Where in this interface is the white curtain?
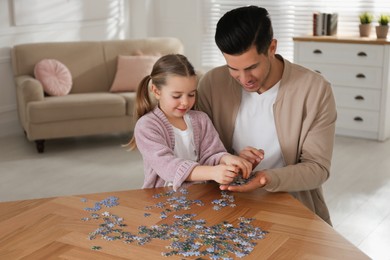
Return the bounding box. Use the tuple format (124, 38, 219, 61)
(201, 0, 390, 69)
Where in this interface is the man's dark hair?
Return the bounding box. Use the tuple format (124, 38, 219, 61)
(215, 6, 273, 55)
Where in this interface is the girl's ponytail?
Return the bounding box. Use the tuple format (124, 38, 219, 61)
(135, 75, 154, 120)
(127, 75, 153, 150)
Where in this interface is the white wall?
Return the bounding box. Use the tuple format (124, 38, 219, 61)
(0, 0, 202, 137)
(128, 0, 202, 67)
(152, 0, 203, 69)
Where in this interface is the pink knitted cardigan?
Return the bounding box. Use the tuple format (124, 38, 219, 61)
(134, 106, 228, 190)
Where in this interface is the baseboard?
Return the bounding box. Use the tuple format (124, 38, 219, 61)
(0, 119, 23, 137)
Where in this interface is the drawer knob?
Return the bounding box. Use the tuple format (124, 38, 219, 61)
(355, 95, 365, 100)
(313, 49, 322, 54)
(356, 73, 366, 79)
(354, 116, 363, 122)
(357, 52, 367, 57)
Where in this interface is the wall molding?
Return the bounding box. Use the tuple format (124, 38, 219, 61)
(11, 0, 115, 26)
(0, 56, 11, 63)
(0, 105, 21, 137)
(0, 119, 22, 137)
(0, 105, 17, 114)
(0, 18, 120, 36)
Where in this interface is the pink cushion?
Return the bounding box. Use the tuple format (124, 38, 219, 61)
(110, 55, 159, 92)
(34, 59, 72, 96)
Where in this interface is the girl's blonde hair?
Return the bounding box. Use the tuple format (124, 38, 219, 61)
(127, 54, 196, 150)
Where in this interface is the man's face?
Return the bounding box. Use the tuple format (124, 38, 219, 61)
(223, 40, 276, 93)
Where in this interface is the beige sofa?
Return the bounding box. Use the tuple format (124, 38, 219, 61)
(11, 37, 184, 153)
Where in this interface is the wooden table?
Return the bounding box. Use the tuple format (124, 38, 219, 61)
(0, 183, 370, 259)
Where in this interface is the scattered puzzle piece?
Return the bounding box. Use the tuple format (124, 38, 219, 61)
(83, 188, 268, 258)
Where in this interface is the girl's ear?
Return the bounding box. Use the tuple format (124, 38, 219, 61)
(151, 84, 161, 100)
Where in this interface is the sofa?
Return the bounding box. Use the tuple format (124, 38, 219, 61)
(11, 37, 184, 153)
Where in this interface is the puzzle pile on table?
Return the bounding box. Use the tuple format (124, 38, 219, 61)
(81, 177, 268, 259)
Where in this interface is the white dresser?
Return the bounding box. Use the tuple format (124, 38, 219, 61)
(293, 36, 390, 141)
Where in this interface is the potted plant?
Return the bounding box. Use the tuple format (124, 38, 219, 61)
(359, 12, 373, 37)
(376, 14, 390, 39)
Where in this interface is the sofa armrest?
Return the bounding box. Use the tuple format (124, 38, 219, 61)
(15, 75, 44, 131)
(15, 75, 45, 102)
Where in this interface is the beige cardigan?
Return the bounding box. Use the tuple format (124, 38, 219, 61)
(197, 56, 337, 225)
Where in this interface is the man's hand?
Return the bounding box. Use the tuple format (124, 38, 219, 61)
(238, 146, 264, 169)
(220, 171, 270, 192)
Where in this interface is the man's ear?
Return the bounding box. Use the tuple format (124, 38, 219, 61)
(151, 84, 161, 99)
(268, 39, 277, 56)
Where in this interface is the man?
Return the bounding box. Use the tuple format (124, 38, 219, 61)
(197, 6, 337, 225)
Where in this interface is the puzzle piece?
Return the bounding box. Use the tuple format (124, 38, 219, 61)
(83, 188, 268, 258)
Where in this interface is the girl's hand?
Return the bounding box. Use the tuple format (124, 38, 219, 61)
(220, 154, 252, 178)
(238, 147, 264, 169)
(212, 164, 239, 184)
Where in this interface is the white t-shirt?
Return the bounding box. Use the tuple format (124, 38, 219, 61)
(164, 114, 197, 187)
(232, 82, 285, 171)
(173, 113, 198, 162)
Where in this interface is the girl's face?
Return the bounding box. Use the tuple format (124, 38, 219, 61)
(152, 75, 197, 121)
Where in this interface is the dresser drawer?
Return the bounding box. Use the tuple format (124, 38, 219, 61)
(296, 42, 384, 66)
(294, 37, 390, 141)
(333, 86, 381, 111)
(301, 62, 382, 89)
(336, 108, 379, 132)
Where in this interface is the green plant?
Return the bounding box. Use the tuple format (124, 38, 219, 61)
(378, 14, 390, 26)
(359, 12, 373, 24)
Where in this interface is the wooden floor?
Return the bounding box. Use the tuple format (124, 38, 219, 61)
(0, 133, 389, 260)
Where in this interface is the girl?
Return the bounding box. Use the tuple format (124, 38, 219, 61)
(128, 54, 252, 191)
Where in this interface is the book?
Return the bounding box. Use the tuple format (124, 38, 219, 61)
(316, 12, 323, 36)
(313, 12, 318, 36)
(322, 13, 327, 36)
(313, 12, 338, 36)
(328, 13, 338, 35)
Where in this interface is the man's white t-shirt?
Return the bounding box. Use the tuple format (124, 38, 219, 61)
(232, 82, 285, 171)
